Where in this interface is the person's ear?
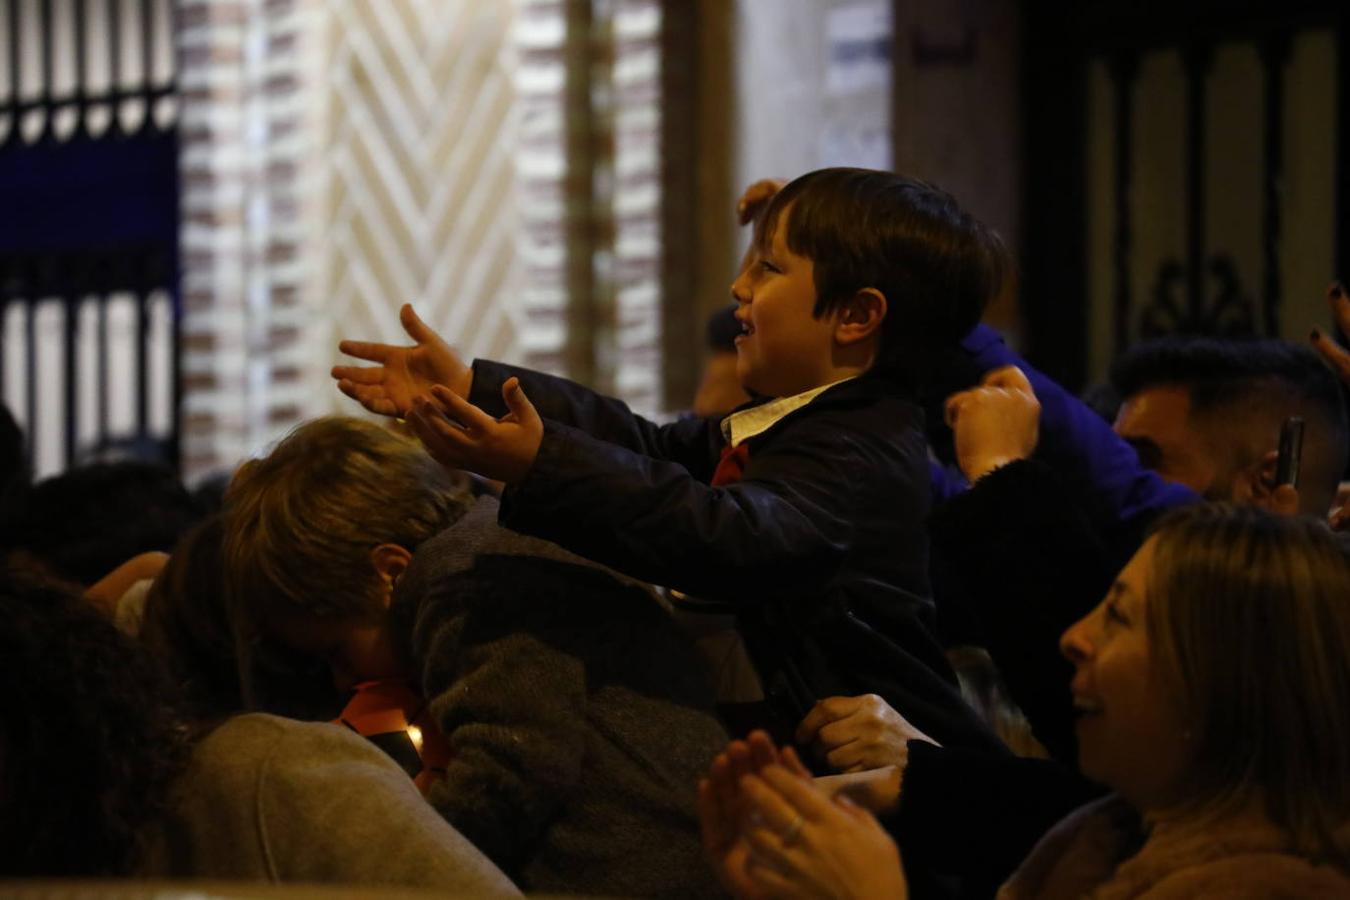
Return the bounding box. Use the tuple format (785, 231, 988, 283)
(370, 543, 413, 608)
(835, 288, 887, 346)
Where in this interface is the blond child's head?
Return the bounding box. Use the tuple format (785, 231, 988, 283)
(222, 417, 470, 690)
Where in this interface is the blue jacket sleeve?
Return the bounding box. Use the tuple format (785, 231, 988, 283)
(929, 459, 968, 505)
(944, 325, 1197, 530)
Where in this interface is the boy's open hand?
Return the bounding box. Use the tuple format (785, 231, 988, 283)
(407, 377, 543, 484)
(736, 178, 786, 225)
(332, 304, 472, 418)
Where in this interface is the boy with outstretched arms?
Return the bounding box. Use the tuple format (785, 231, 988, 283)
(334, 168, 1009, 755)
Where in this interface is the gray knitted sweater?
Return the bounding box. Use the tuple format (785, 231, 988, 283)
(392, 495, 728, 897)
(140, 713, 519, 893)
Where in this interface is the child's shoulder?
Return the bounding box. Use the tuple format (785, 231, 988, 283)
(783, 377, 923, 434)
(749, 379, 926, 468)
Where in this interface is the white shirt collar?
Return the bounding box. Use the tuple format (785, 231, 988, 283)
(720, 377, 857, 448)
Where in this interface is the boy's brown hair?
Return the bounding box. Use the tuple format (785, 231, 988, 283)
(756, 167, 1010, 386)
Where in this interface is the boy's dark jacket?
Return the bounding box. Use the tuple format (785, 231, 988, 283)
(470, 360, 1004, 755)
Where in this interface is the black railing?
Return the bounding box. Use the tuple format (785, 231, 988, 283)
(0, 0, 179, 475)
(1022, 0, 1350, 390)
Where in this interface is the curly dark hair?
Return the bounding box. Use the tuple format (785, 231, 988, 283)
(0, 574, 191, 876)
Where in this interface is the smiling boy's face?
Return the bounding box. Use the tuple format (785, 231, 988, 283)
(729, 207, 839, 399)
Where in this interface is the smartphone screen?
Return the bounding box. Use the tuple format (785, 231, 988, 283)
(1276, 417, 1305, 488)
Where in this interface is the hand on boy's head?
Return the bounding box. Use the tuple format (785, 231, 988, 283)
(736, 178, 786, 225)
(406, 377, 542, 484)
(1310, 282, 1350, 385)
(944, 365, 1040, 483)
(332, 304, 473, 418)
(796, 694, 937, 774)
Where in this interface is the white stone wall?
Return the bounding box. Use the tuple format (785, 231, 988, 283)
(734, 0, 893, 194)
(177, 0, 665, 479)
(611, 0, 663, 410)
(178, 0, 315, 476)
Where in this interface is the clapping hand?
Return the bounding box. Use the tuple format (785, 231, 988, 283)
(737, 765, 907, 900)
(332, 304, 472, 418)
(699, 732, 795, 900)
(699, 730, 908, 900)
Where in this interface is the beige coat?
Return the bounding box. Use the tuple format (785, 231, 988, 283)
(999, 795, 1350, 899)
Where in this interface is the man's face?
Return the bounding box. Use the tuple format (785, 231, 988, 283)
(1113, 385, 1223, 496)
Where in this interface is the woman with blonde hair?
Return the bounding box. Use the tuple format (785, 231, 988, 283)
(702, 504, 1350, 898)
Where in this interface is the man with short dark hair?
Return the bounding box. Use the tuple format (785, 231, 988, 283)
(1109, 337, 1348, 516)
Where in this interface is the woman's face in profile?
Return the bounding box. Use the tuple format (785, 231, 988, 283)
(1060, 538, 1193, 811)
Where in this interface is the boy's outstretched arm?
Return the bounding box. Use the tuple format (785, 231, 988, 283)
(410, 370, 723, 483)
(466, 359, 725, 474)
(505, 418, 879, 602)
(333, 306, 722, 473)
(410, 380, 862, 598)
(408, 381, 848, 594)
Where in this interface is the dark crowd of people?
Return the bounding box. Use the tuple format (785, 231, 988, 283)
(2, 169, 1349, 899)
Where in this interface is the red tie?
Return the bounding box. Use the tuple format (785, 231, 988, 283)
(712, 442, 751, 486)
